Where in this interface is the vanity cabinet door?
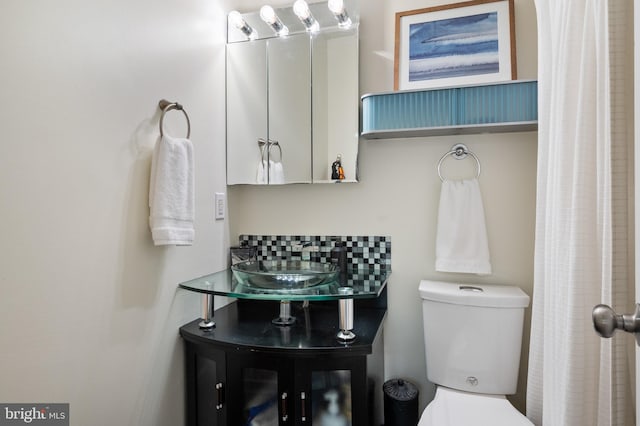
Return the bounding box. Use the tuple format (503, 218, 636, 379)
(295, 356, 369, 426)
(227, 353, 295, 425)
(185, 345, 227, 426)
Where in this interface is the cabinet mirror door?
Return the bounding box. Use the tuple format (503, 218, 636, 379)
(226, 40, 267, 185)
(312, 28, 359, 183)
(227, 34, 312, 185)
(268, 34, 312, 184)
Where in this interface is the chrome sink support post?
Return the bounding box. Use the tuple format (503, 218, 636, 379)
(272, 300, 296, 326)
(199, 294, 215, 329)
(337, 287, 356, 342)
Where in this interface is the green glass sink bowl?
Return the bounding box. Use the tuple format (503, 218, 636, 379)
(231, 260, 339, 290)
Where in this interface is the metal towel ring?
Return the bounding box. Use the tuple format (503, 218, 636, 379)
(268, 141, 283, 162)
(437, 143, 481, 182)
(158, 99, 191, 138)
(258, 138, 283, 162)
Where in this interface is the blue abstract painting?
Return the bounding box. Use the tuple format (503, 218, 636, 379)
(409, 12, 499, 82)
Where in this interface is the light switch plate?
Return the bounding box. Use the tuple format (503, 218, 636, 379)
(215, 192, 225, 220)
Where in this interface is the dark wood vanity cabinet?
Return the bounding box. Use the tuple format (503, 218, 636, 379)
(180, 298, 386, 426)
(186, 345, 227, 426)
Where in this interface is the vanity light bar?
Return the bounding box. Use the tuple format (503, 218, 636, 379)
(231, 1, 353, 41)
(293, 0, 319, 32)
(229, 10, 257, 40)
(260, 5, 289, 36)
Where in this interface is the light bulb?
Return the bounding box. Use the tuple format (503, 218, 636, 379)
(327, 0, 344, 14)
(293, 0, 311, 19)
(260, 5, 289, 36)
(229, 10, 257, 40)
(260, 5, 276, 24)
(229, 11, 244, 27)
(328, 0, 351, 28)
(293, 0, 319, 32)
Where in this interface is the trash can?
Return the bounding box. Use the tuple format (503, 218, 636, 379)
(383, 378, 419, 426)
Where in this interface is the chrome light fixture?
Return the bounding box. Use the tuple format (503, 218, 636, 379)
(293, 0, 319, 32)
(327, 0, 351, 28)
(260, 5, 289, 36)
(228, 10, 257, 40)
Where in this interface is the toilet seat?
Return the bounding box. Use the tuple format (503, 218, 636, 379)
(418, 387, 533, 426)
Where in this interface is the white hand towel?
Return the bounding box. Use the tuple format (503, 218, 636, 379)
(271, 161, 285, 184)
(149, 134, 194, 246)
(255, 160, 285, 184)
(435, 178, 491, 274)
(256, 160, 267, 184)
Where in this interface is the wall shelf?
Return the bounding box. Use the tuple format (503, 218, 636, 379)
(361, 80, 538, 139)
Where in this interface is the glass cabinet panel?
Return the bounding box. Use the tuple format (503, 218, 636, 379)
(310, 370, 352, 426)
(242, 367, 280, 425)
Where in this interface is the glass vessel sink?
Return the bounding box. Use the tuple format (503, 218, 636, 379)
(231, 260, 339, 290)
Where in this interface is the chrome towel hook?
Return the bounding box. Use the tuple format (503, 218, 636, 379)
(158, 99, 191, 139)
(258, 138, 283, 162)
(437, 143, 481, 182)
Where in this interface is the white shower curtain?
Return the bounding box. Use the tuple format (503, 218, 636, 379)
(527, 0, 634, 425)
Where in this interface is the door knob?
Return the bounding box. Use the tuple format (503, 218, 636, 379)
(592, 303, 640, 345)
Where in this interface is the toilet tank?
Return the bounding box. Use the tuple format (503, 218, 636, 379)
(419, 280, 530, 395)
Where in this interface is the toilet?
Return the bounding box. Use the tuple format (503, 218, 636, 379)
(417, 280, 533, 426)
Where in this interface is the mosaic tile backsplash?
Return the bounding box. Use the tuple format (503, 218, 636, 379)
(238, 235, 391, 273)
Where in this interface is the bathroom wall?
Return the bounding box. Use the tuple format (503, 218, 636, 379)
(228, 0, 538, 414)
(0, 1, 230, 425)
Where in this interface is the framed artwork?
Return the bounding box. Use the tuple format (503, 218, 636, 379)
(394, 0, 516, 91)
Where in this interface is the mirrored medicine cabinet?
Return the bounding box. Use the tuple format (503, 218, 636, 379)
(226, 0, 359, 185)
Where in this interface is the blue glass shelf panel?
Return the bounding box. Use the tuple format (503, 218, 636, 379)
(361, 80, 537, 138)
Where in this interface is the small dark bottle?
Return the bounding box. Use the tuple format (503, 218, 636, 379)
(331, 241, 348, 282)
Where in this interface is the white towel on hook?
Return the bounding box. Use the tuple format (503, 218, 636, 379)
(256, 160, 268, 184)
(255, 160, 285, 184)
(435, 178, 491, 274)
(149, 134, 195, 246)
(271, 161, 285, 184)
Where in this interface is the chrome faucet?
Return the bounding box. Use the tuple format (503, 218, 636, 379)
(292, 241, 318, 261)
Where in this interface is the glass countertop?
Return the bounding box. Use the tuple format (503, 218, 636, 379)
(179, 267, 390, 301)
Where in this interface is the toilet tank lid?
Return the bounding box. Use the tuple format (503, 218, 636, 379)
(419, 280, 530, 308)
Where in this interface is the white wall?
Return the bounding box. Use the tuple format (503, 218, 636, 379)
(0, 1, 230, 425)
(228, 0, 538, 414)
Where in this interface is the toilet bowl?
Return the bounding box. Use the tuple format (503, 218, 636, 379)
(418, 280, 533, 426)
(417, 387, 531, 426)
